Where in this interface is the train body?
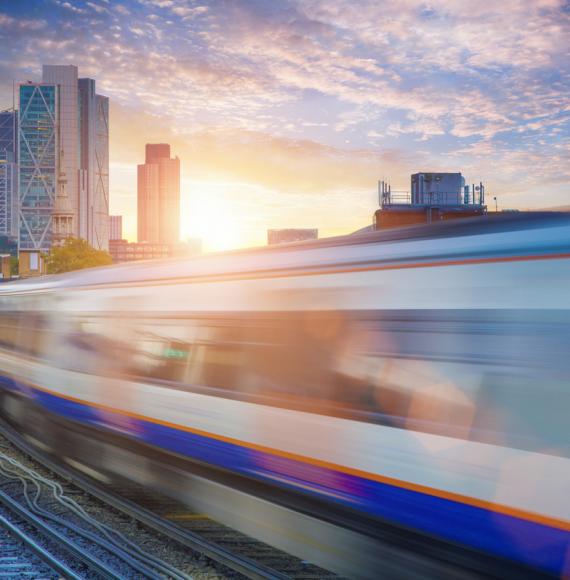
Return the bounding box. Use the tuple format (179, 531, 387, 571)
(0, 213, 569, 577)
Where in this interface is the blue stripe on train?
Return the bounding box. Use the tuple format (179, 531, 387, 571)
(13, 382, 570, 576)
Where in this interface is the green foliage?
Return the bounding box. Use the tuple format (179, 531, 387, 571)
(9, 256, 18, 277)
(46, 237, 113, 274)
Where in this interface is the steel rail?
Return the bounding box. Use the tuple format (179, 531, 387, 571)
(0, 417, 291, 580)
(0, 487, 122, 579)
(0, 455, 187, 580)
(0, 513, 82, 580)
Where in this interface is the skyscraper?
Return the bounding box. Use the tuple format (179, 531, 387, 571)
(0, 110, 18, 239)
(137, 144, 180, 244)
(42, 65, 79, 239)
(78, 78, 109, 250)
(16, 65, 110, 267)
(18, 82, 58, 257)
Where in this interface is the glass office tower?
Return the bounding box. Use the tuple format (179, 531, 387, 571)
(18, 83, 57, 251)
(0, 110, 18, 238)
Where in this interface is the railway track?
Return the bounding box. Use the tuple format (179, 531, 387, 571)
(0, 512, 76, 578)
(0, 428, 204, 579)
(0, 417, 338, 579)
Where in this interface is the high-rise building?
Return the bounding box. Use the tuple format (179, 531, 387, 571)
(18, 82, 58, 258)
(78, 77, 109, 250)
(138, 144, 180, 244)
(0, 110, 18, 239)
(109, 215, 123, 240)
(16, 65, 110, 268)
(42, 65, 79, 239)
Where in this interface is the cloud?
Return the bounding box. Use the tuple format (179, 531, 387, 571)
(0, 0, 567, 241)
(0, 13, 46, 30)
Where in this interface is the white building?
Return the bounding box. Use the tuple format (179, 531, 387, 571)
(40, 65, 109, 251)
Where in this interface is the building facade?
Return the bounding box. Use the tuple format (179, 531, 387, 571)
(0, 110, 18, 239)
(109, 215, 123, 241)
(110, 238, 201, 264)
(42, 65, 79, 238)
(267, 228, 318, 245)
(15, 66, 110, 275)
(78, 77, 109, 250)
(18, 83, 58, 255)
(137, 143, 180, 244)
(110, 239, 174, 263)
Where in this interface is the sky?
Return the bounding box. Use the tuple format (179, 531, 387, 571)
(0, 0, 568, 251)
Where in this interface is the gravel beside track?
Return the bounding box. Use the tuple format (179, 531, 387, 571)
(0, 514, 63, 578)
(0, 418, 339, 579)
(0, 426, 223, 579)
(108, 481, 339, 579)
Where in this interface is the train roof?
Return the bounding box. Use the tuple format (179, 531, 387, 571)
(3, 211, 569, 293)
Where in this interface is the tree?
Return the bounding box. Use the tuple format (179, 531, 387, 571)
(9, 256, 18, 277)
(46, 237, 113, 274)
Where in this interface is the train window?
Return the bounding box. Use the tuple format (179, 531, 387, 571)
(185, 322, 246, 391)
(0, 313, 20, 351)
(24, 313, 50, 359)
(128, 319, 194, 384)
(473, 374, 569, 457)
(328, 315, 481, 436)
(52, 316, 127, 375)
(236, 313, 342, 406)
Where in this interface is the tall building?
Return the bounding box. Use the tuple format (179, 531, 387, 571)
(18, 82, 58, 260)
(41, 65, 79, 239)
(16, 65, 110, 270)
(138, 144, 180, 244)
(78, 77, 109, 250)
(109, 215, 122, 240)
(0, 110, 18, 239)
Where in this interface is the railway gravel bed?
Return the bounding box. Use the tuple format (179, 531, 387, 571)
(0, 515, 62, 578)
(0, 418, 339, 579)
(0, 427, 223, 579)
(107, 481, 339, 579)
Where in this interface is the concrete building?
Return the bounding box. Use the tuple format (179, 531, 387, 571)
(42, 65, 79, 238)
(110, 240, 174, 263)
(109, 239, 200, 263)
(138, 144, 180, 244)
(0, 110, 18, 239)
(109, 215, 123, 241)
(77, 77, 109, 250)
(267, 228, 318, 245)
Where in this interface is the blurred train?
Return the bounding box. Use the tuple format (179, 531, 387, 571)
(0, 212, 569, 578)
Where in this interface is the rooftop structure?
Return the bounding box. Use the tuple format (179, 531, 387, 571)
(375, 172, 487, 229)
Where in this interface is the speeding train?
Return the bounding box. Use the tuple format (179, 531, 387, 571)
(0, 213, 569, 578)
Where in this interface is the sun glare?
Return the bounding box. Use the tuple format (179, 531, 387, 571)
(181, 180, 243, 253)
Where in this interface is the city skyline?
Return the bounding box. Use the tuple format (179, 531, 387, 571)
(0, 0, 568, 251)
